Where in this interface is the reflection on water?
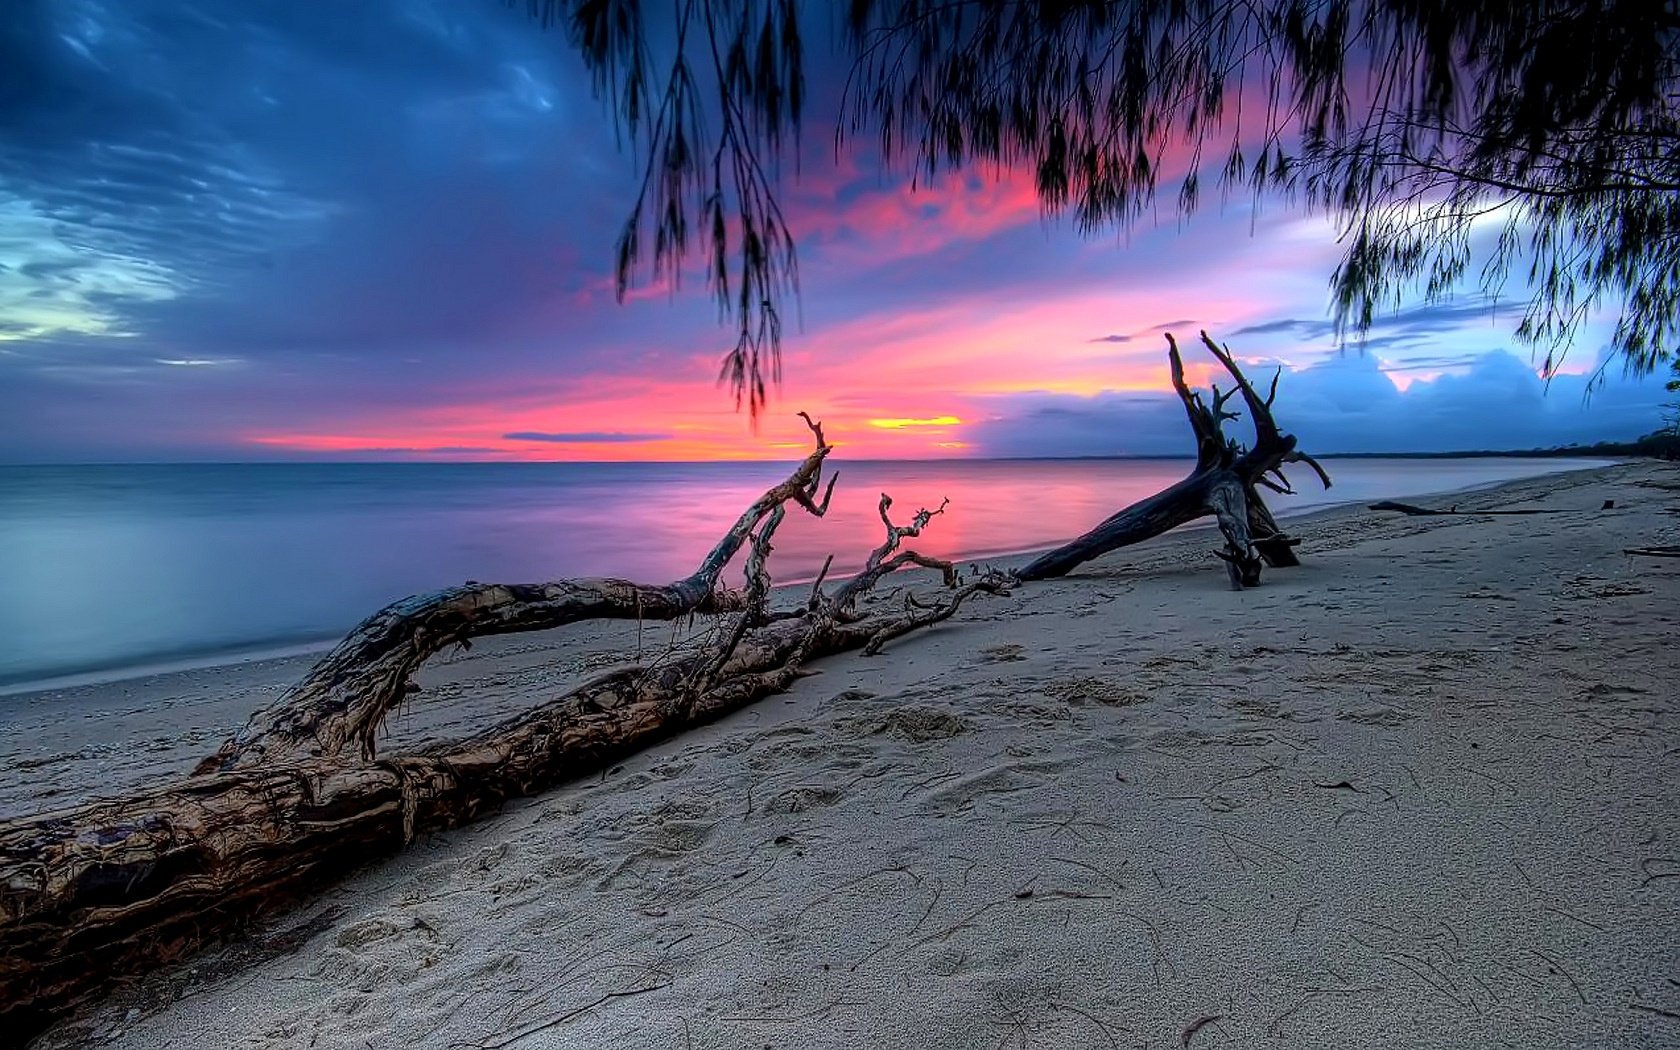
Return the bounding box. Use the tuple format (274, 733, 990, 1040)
(0, 457, 1611, 686)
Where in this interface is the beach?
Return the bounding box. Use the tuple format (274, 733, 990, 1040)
(9, 459, 1679, 1049)
(0, 456, 1613, 690)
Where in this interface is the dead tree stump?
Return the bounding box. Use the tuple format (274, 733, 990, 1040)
(1017, 331, 1330, 587)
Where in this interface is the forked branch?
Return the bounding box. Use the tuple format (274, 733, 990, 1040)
(201, 415, 839, 773)
(1017, 332, 1331, 586)
(0, 421, 1006, 1040)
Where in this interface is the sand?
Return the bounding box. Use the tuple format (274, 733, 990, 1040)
(8, 461, 1679, 1050)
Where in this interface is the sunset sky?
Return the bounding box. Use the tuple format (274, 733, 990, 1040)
(0, 0, 1670, 463)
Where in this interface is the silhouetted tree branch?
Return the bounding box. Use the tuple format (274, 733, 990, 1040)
(519, 1, 1680, 407)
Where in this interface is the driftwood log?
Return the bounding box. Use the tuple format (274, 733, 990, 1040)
(3, 337, 1333, 1038)
(1370, 499, 1615, 516)
(1018, 332, 1331, 587)
(0, 417, 1007, 1042)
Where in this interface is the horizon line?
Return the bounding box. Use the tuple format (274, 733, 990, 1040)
(0, 446, 1639, 468)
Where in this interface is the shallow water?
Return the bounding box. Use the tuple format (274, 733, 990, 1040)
(0, 457, 1611, 686)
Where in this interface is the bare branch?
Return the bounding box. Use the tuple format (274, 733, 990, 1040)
(0, 426, 1006, 1037)
(1019, 332, 1329, 584)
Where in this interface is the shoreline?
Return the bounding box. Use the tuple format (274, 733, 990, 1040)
(10, 457, 1679, 1049)
(0, 458, 1623, 701)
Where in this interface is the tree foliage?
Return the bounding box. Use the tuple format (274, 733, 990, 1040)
(1663, 358, 1680, 435)
(521, 0, 1680, 410)
(521, 0, 805, 412)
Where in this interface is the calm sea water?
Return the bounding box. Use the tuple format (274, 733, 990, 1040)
(0, 457, 1611, 688)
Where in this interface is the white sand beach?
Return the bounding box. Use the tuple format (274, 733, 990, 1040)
(8, 461, 1679, 1049)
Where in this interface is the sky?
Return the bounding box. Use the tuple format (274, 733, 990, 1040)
(0, 0, 1670, 464)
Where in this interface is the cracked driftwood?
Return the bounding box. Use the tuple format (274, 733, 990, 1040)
(1017, 331, 1331, 588)
(0, 415, 1009, 1041)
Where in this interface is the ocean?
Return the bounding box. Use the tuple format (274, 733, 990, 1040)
(0, 457, 1613, 690)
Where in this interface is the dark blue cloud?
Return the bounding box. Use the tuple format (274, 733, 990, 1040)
(1229, 318, 1302, 336)
(0, 0, 651, 373)
(0, 0, 766, 460)
(0, 4, 1663, 464)
(969, 350, 1670, 457)
(1232, 300, 1519, 347)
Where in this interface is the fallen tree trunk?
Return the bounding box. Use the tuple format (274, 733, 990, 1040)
(1369, 500, 1598, 516)
(199, 418, 841, 773)
(0, 418, 1007, 1042)
(1017, 332, 1329, 587)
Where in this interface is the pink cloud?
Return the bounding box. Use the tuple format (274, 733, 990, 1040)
(237, 155, 1359, 463)
(790, 164, 1046, 267)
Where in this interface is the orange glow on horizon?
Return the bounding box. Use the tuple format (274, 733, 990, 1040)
(868, 415, 963, 429)
(236, 312, 1320, 461)
(232, 168, 1392, 462)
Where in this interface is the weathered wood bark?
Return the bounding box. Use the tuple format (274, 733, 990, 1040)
(1017, 331, 1330, 587)
(0, 418, 1006, 1043)
(201, 417, 840, 773)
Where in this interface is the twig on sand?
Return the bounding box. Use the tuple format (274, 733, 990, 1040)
(1268, 984, 1384, 1036)
(1349, 932, 1469, 1012)
(1640, 858, 1680, 887)
(1531, 947, 1588, 1004)
(905, 877, 946, 939)
(1048, 855, 1127, 893)
(1181, 1013, 1223, 1047)
(915, 897, 1025, 948)
(720, 998, 866, 1024)
(794, 865, 920, 921)
(1289, 903, 1316, 934)
(1050, 1000, 1124, 1049)
(709, 857, 780, 905)
(459, 982, 672, 1049)
(1369, 500, 1590, 516)
(1115, 908, 1177, 982)
(988, 1010, 1032, 1050)
(1464, 766, 1519, 794)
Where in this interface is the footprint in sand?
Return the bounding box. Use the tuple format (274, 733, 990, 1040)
(311, 912, 447, 996)
(763, 784, 844, 814)
(830, 704, 969, 743)
(921, 759, 1067, 815)
(590, 800, 720, 892)
(1042, 675, 1148, 708)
